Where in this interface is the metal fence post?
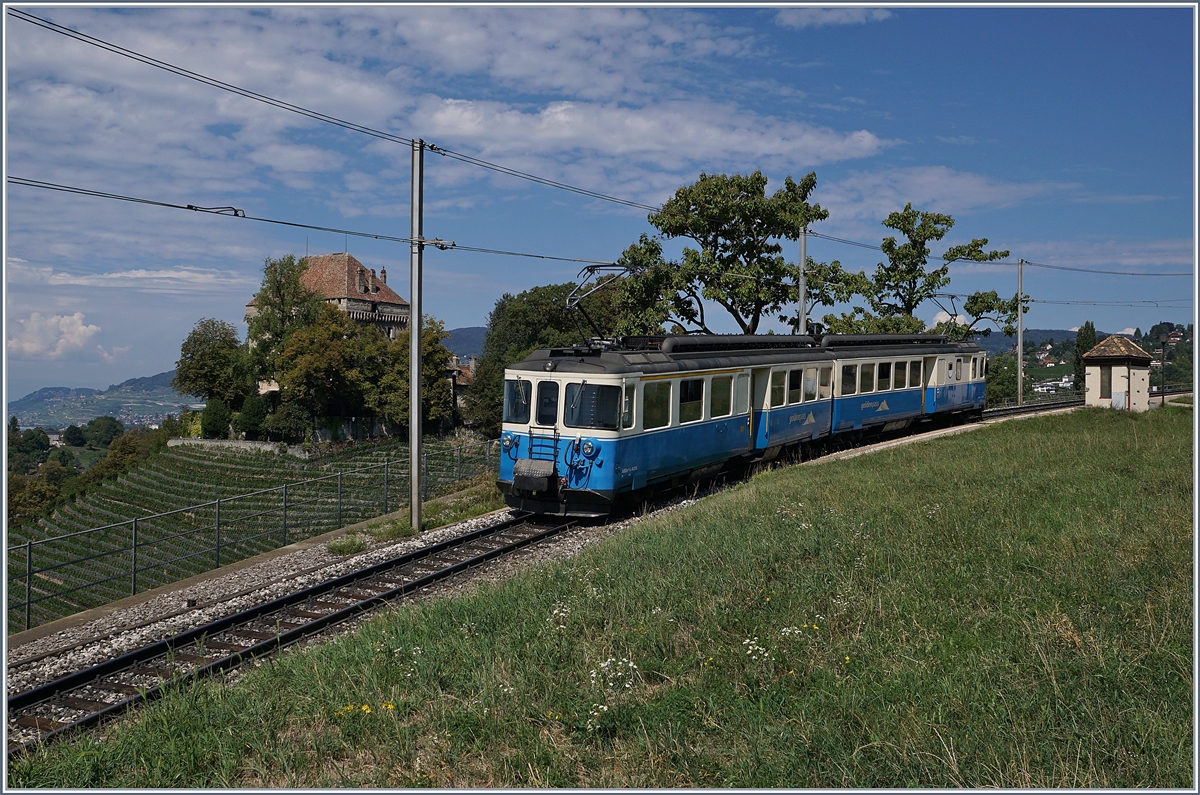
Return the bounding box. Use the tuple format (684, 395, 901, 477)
(456, 447, 462, 480)
(282, 483, 288, 546)
(25, 540, 32, 631)
(337, 472, 343, 528)
(131, 518, 138, 596)
(215, 499, 221, 568)
(422, 451, 429, 501)
(383, 461, 389, 514)
(485, 440, 491, 472)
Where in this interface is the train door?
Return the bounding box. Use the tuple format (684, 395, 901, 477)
(750, 367, 771, 451)
(923, 356, 938, 413)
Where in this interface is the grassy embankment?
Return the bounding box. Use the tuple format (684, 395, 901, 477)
(10, 407, 1193, 787)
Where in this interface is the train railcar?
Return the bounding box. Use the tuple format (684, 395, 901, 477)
(497, 333, 985, 517)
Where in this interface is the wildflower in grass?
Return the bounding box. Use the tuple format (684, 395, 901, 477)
(586, 703, 610, 732)
(383, 701, 395, 710)
(590, 657, 638, 692)
(778, 626, 802, 637)
(361, 704, 371, 714)
(547, 602, 571, 631)
(742, 637, 771, 662)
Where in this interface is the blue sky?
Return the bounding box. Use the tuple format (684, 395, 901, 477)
(4, 5, 1195, 400)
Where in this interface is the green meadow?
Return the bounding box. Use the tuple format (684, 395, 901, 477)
(10, 406, 1193, 787)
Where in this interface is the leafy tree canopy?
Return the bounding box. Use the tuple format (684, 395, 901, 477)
(172, 317, 247, 404)
(245, 254, 323, 381)
(619, 171, 829, 334)
(83, 416, 124, 447)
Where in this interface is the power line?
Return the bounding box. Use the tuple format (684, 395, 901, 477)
(807, 229, 1192, 277)
(7, 176, 618, 266)
(1028, 298, 1193, 308)
(7, 8, 659, 213)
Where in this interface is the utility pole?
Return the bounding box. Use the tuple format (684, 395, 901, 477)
(797, 225, 807, 335)
(410, 139, 425, 534)
(1017, 257, 1024, 406)
(1161, 341, 1166, 407)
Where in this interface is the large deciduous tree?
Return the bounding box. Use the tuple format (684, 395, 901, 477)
(619, 171, 829, 334)
(929, 290, 1027, 342)
(172, 318, 247, 404)
(245, 255, 323, 382)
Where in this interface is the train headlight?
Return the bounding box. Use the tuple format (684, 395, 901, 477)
(501, 435, 513, 449)
(581, 440, 595, 456)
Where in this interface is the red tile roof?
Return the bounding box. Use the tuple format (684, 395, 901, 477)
(246, 253, 407, 307)
(1082, 335, 1153, 363)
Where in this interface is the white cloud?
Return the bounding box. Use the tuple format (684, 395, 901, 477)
(817, 166, 1072, 239)
(98, 344, 131, 362)
(7, 312, 101, 359)
(6, 261, 258, 294)
(1118, 328, 1138, 336)
(776, 9, 893, 30)
(1069, 326, 1081, 332)
(931, 310, 965, 326)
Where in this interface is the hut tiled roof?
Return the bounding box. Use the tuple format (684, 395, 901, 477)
(246, 253, 407, 306)
(1082, 335, 1153, 363)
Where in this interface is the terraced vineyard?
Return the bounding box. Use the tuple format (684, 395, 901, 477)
(8, 438, 498, 632)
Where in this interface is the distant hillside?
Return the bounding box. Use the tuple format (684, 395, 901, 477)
(8, 370, 199, 430)
(444, 326, 487, 359)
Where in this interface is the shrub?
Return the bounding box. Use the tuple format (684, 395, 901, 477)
(201, 399, 232, 439)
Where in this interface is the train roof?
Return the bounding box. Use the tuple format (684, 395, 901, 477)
(505, 334, 983, 376)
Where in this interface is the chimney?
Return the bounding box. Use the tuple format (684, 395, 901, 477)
(469, 355, 477, 373)
(356, 268, 367, 294)
(379, 267, 387, 285)
(369, 269, 379, 293)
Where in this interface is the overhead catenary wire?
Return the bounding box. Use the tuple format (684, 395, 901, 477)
(7, 176, 619, 267)
(7, 8, 660, 213)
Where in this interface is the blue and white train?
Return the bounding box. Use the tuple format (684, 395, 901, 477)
(497, 334, 987, 516)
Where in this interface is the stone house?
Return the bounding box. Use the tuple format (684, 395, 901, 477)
(245, 252, 410, 341)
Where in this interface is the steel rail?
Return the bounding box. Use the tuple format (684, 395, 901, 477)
(8, 511, 573, 755)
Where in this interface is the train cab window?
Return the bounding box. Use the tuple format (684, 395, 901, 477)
(643, 381, 671, 429)
(982, 357, 989, 376)
(770, 370, 787, 407)
(679, 379, 704, 423)
(909, 360, 922, 388)
(859, 363, 876, 394)
(803, 368, 818, 402)
(788, 369, 803, 404)
(735, 373, 750, 414)
(503, 379, 532, 424)
(622, 385, 635, 429)
(877, 362, 892, 391)
(536, 381, 560, 426)
(819, 366, 832, 399)
(894, 361, 907, 389)
(841, 364, 858, 395)
(564, 383, 621, 429)
(711, 375, 733, 418)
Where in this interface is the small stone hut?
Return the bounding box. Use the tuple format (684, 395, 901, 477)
(1082, 335, 1154, 411)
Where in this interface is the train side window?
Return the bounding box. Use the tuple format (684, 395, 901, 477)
(788, 369, 803, 404)
(803, 368, 818, 402)
(770, 370, 786, 407)
(536, 381, 559, 425)
(735, 373, 750, 414)
(819, 366, 832, 399)
(955, 358, 964, 382)
(971, 357, 978, 379)
(711, 375, 733, 418)
(877, 362, 892, 391)
(503, 379, 531, 424)
(983, 357, 989, 376)
(565, 383, 622, 429)
(679, 379, 704, 423)
(894, 361, 907, 388)
(622, 384, 635, 428)
(841, 364, 858, 395)
(859, 363, 876, 394)
(909, 360, 922, 388)
(643, 381, 671, 429)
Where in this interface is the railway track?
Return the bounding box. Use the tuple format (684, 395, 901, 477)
(7, 513, 573, 756)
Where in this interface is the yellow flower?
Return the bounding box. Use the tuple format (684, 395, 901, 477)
(765, 597, 771, 602)
(813, 625, 819, 630)
(845, 656, 850, 662)
(383, 702, 395, 710)
(361, 704, 371, 714)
